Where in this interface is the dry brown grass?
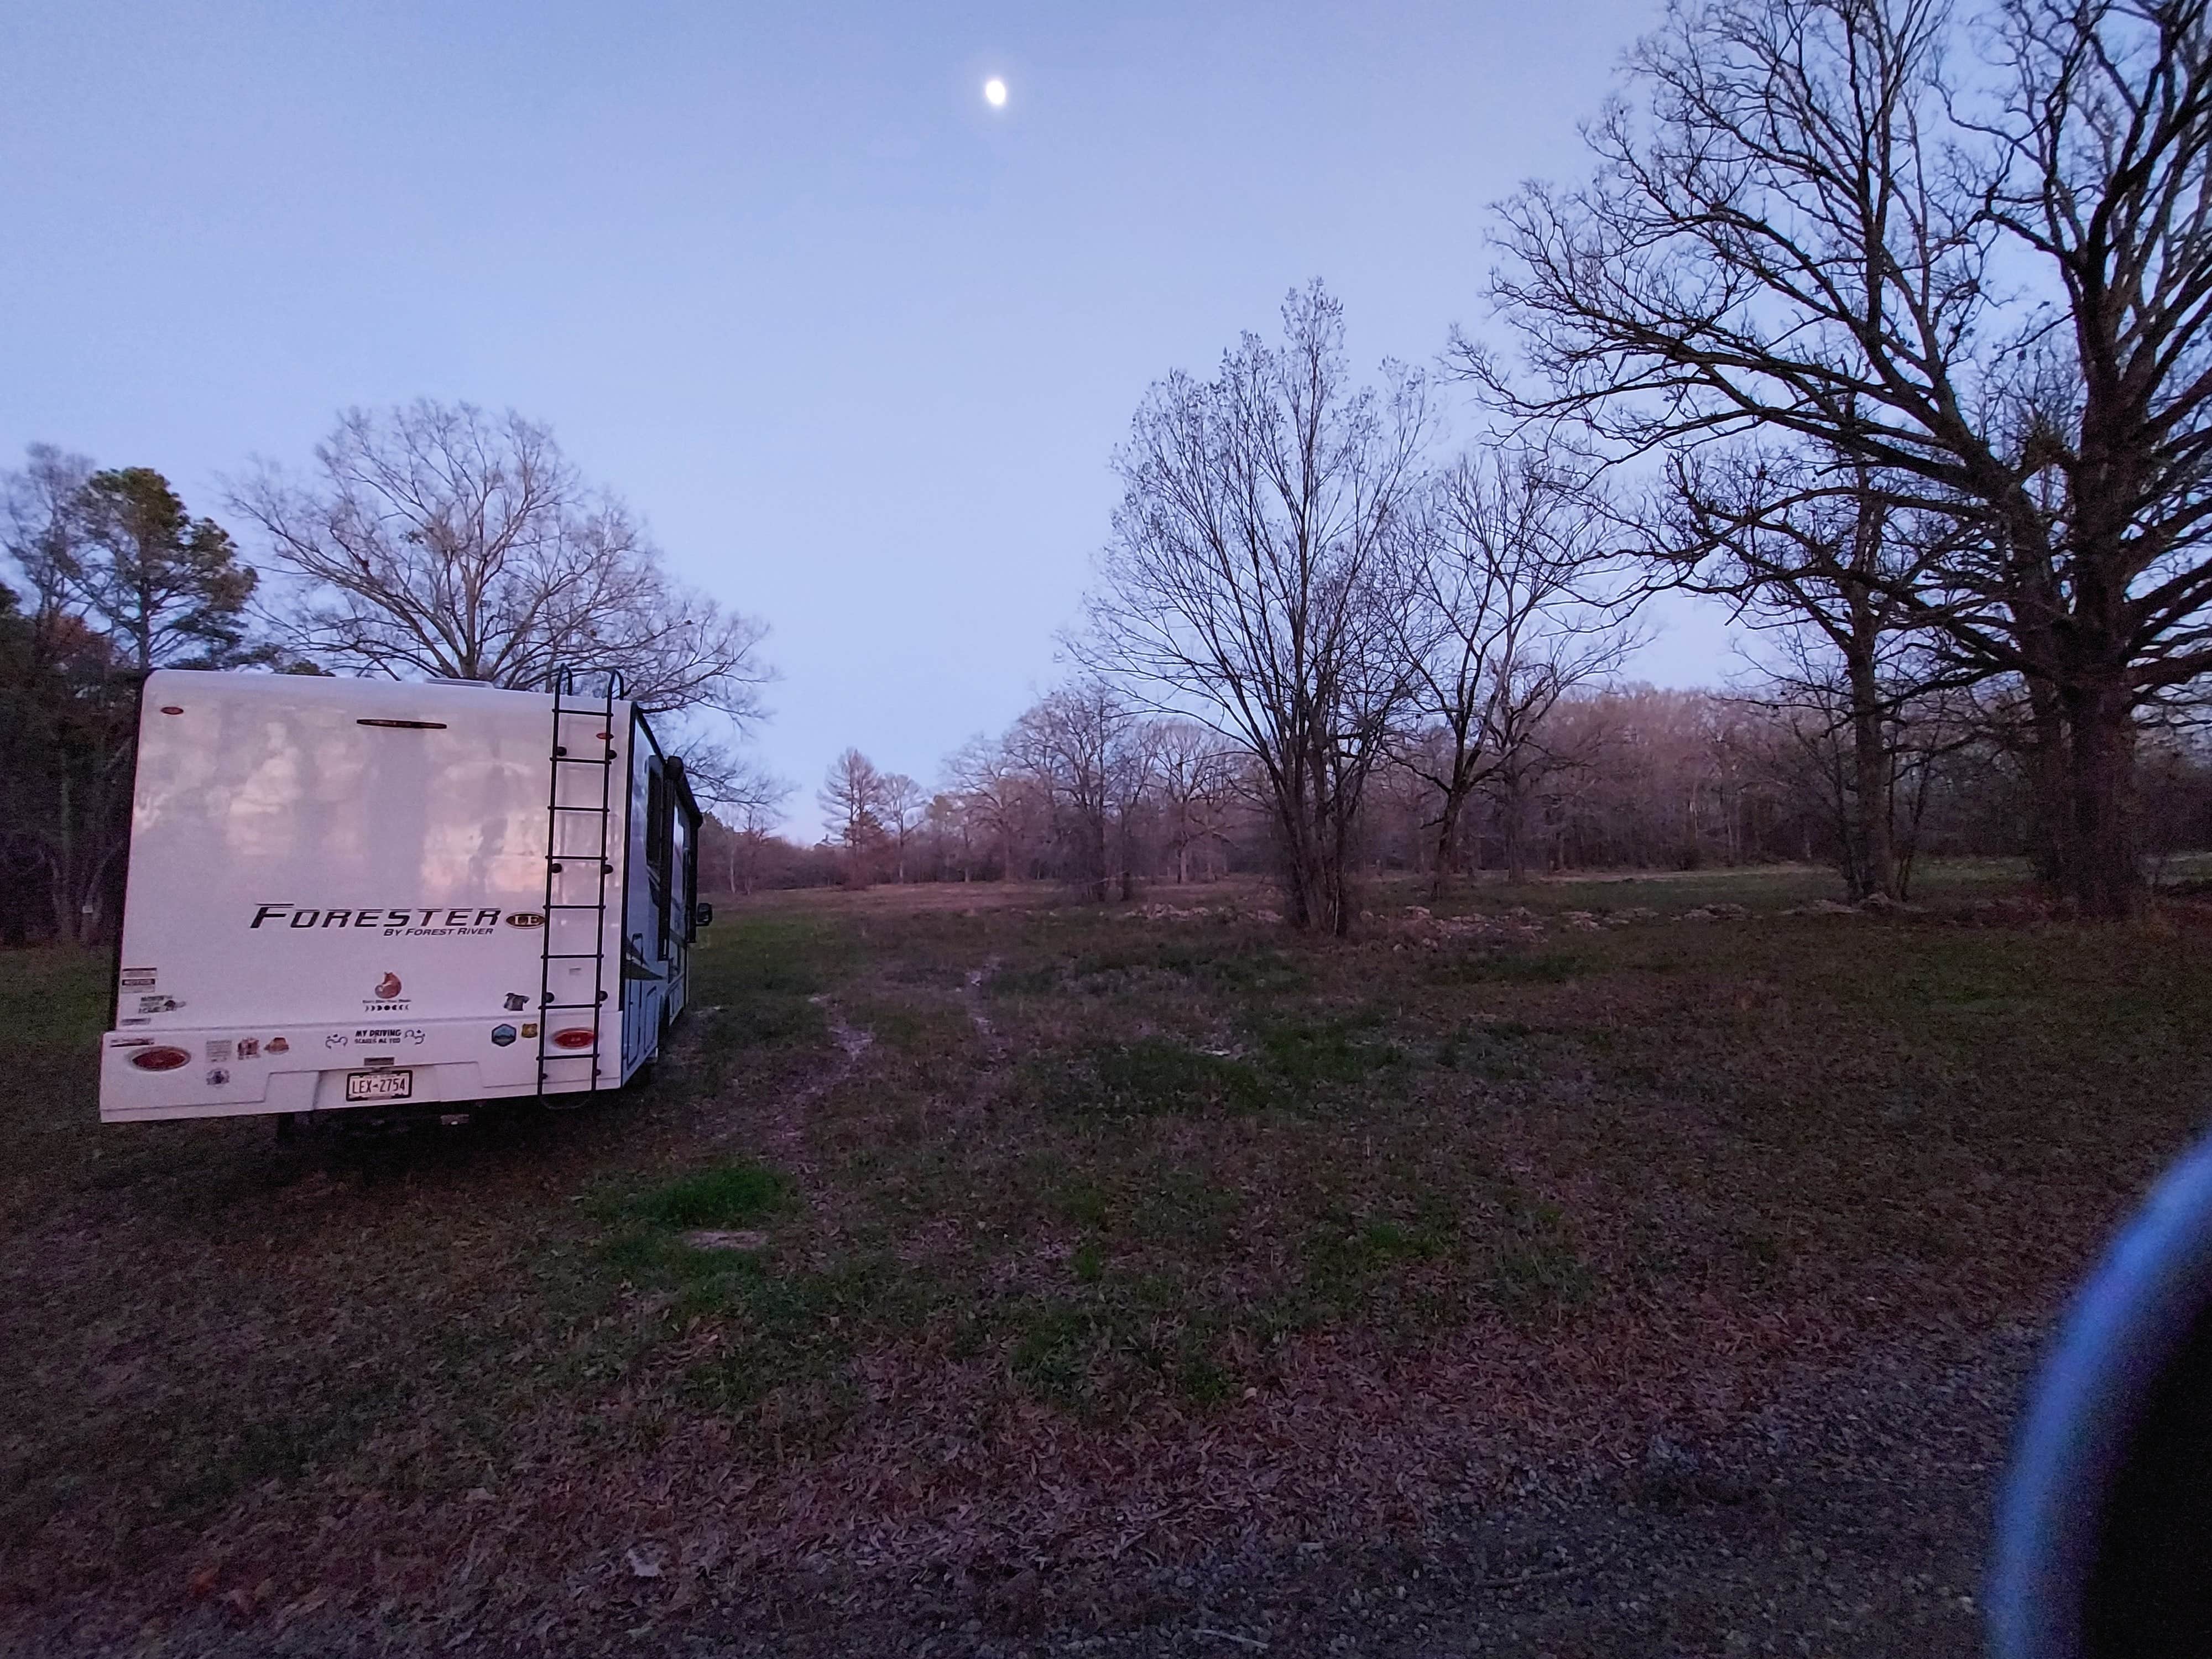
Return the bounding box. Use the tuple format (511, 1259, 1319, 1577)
(4, 870, 2208, 1654)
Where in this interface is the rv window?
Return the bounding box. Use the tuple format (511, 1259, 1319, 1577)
(645, 762, 671, 954)
(682, 815, 699, 942)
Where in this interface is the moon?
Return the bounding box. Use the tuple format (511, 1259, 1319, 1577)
(983, 76, 1008, 108)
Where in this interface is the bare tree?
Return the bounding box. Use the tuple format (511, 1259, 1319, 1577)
(1474, 0, 2212, 916)
(880, 772, 927, 883)
(1107, 714, 1164, 901)
(672, 748, 791, 897)
(1013, 681, 1130, 901)
(1393, 449, 1635, 892)
(229, 400, 770, 718)
(1083, 281, 1430, 933)
(1656, 447, 1970, 899)
(1737, 634, 1976, 898)
(926, 790, 979, 881)
(819, 748, 887, 882)
(1152, 718, 1238, 883)
(724, 797, 789, 896)
(945, 733, 1041, 882)
(662, 740, 784, 818)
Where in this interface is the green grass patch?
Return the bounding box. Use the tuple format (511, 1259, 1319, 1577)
(994, 940, 1312, 1002)
(0, 945, 112, 1056)
(984, 963, 1062, 997)
(1131, 1165, 1243, 1245)
(1434, 950, 1589, 985)
(630, 1160, 792, 1229)
(1482, 1194, 1597, 1322)
(994, 1278, 1240, 1413)
(688, 912, 848, 1055)
(859, 1000, 974, 1063)
(1486, 1236, 1597, 1321)
(1435, 1019, 1542, 1081)
(1035, 1037, 1269, 1117)
(1029, 1012, 1410, 1119)
(1250, 1011, 1406, 1093)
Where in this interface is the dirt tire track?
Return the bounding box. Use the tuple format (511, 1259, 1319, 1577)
(960, 957, 1006, 1062)
(716, 992, 873, 1156)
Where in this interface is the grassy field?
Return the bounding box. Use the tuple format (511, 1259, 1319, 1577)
(4, 866, 2210, 1655)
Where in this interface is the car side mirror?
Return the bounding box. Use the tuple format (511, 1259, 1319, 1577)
(1992, 1133, 2212, 1657)
(692, 902, 714, 930)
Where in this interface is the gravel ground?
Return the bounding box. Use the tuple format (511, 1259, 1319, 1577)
(734, 1326, 2036, 1659)
(135, 1322, 2023, 1658)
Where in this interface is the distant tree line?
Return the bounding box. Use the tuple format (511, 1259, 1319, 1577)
(742, 672, 2209, 902)
(1, 403, 771, 944)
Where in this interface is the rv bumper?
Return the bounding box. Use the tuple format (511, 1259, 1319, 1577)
(96, 1015, 610, 1123)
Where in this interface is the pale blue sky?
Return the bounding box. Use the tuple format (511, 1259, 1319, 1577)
(0, 1, 1733, 833)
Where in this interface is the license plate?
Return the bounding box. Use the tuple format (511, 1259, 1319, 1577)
(345, 1068, 414, 1102)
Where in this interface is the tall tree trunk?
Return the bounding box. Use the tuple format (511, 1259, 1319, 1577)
(57, 773, 79, 944)
(1327, 795, 1355, 938)
(1429, 780, 1470, 901)
(2027, 680, 2072, 889)
(1846, 648, 1897, 901)
(1, 867, 26, 949)
(1270, 753, 1321, 929)
(1282, 844, 1316, 928)
(2064, 676, 2140, 919)
(1501, 770, 1530, 884)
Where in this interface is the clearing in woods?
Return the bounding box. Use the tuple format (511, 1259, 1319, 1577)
(4, 865, 2210, 1656)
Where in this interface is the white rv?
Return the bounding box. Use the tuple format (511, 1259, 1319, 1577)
(97, 669, 706, 1124)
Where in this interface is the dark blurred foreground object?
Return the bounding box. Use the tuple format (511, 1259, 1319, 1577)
(1992, 1135, 2212, 1657)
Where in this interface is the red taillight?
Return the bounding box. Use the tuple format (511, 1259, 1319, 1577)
(551, 1027, 597, 1050)
(129, 1046, 192, 1072)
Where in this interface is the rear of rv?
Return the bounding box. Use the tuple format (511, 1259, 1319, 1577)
(97, 670, 628, 1123)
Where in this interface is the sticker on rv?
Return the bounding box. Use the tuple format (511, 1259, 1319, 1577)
(504, 912, 546, 928)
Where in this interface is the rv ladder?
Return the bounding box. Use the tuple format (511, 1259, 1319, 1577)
(535, 670, 622, 1099)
